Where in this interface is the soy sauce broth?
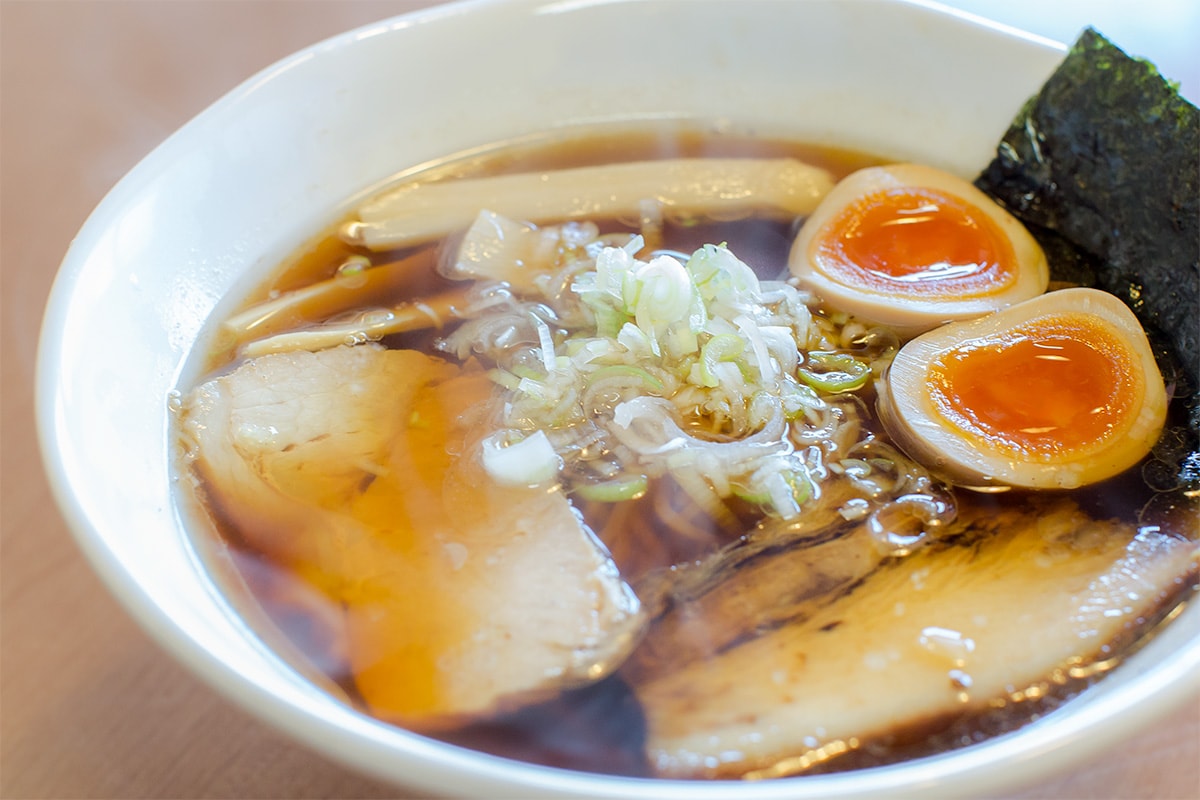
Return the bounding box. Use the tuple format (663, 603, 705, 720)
(201, 129, 885, 371)
(178, 124, 1197, 779)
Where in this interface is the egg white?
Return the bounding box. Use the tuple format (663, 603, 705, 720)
(878, 288, 1168, 489)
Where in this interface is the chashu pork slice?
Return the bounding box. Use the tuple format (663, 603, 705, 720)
(624, 508, 884, 683)
(624, 495, 1199, 778)
(180, 344, 644, 729)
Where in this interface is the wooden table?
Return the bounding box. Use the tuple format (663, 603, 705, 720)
(2, 2, 1197, 797)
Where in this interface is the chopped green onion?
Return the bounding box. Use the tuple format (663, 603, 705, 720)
(617, 322, 654, 357)
(698, 334, 745, 387)
(510, 363, 546, 381)
(765, 470, 801, 518)
(454, 231, 882, 519)
(573, 474, 649, 502)
(786, 468, 816, 506)
(516, 376, 550, 400)
(480, 430, 560, 487)
(487, 368, 521, 390)
(797, 351, 871, 393)
(687, 243, 761, 305)
(730, 482, 771, 505)
(532, 313, 557, 372)
(586, 364, 666, 394)
(779, 379, 822, 419)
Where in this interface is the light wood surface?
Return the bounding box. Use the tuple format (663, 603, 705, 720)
(1, 2, 1196, 798)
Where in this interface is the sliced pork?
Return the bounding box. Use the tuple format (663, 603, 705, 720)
(624, 495, 1199, 778)
(181, 344, 644, 729)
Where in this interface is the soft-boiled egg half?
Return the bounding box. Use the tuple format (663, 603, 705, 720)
(877, 287, 1168, 490)
(789, 164, 1049, 336)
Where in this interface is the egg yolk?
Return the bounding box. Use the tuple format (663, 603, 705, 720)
(927, 316, 1138, 458)
(812, 187, 1016, 297)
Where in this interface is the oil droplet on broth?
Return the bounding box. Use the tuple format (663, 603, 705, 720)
(917, 626, 976, 668)
(867, 497, 943, 556)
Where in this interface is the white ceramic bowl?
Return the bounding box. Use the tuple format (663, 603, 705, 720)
(36, 0, 1200, 797)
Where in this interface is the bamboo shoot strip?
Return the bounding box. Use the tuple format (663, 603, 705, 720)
(223, 250, 437, 344)
(341, 158, 836, 251)
(241, 289, 468, 359)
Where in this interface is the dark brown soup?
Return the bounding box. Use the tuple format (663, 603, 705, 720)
(177, 125, 1198, 780)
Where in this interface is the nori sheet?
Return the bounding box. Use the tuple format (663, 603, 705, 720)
(974, 28, 1200, 486)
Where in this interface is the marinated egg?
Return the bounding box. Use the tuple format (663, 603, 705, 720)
(789, 164, 1048, 336)
(877, 288, 1168, 490)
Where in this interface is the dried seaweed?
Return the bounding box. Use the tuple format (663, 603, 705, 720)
(975, 28, 1200, 486)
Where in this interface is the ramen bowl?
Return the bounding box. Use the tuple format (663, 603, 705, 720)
(36, 0, 1200, 797)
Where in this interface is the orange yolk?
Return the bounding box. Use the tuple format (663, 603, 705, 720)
(813, 187, 1016, 297)
(927, 316, 1137, 458)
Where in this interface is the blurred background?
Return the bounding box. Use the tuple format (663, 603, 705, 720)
(2, 1, 1196, 798)
(941, 0, 1197, 102)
